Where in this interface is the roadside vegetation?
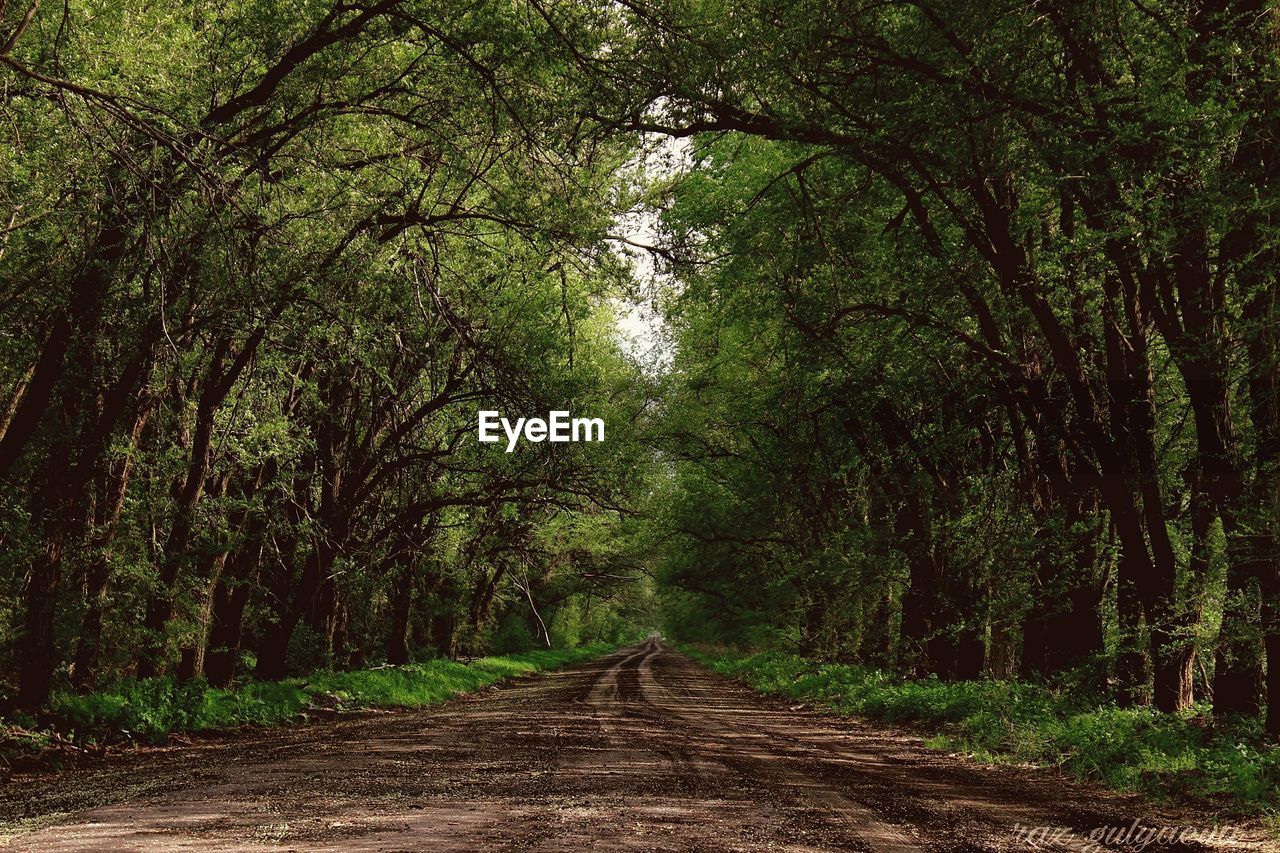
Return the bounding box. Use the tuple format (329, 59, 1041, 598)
(3, 645, 611, 767)
(686, 647, 1280, 818)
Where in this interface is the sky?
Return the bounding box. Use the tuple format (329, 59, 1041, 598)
(610, 135, 691, 373)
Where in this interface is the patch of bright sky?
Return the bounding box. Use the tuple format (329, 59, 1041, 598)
(611, 135, 692, 374)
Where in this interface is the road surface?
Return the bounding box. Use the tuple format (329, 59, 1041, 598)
(0, 641, 1265, 851)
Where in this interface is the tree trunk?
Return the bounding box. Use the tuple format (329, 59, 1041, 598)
(139, 339, 234, 678)
(1243, 273, 1280, 735)
(71, 406, 149, 690)
(255, 521, 339, 680)
(387, 567, 414, 665)
(205, 576, 255, 688)
(204, 513, 266, 688)
(431, 613, 457, 659)
(13, 227, 133, 710)
(0, 316, 72, 478)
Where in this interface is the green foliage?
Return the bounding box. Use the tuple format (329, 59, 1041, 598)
(0, 0, 656, 709)
(33, 646, 610, 747)
(50, 679, 211, 744)
(687, 647, 1280, 813)
(3, 0, 1279, 820)
(486, 613, 540, 656)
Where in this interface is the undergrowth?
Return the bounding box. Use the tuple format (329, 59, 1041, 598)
(682, 646, 1280, 816)
(4, 645, 609, 755)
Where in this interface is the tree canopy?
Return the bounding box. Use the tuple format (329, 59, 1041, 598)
(4, 0, 1280, 742)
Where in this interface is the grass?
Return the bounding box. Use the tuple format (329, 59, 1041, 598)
(6, 645, 610, 753)
(682, 645, 1280, 816)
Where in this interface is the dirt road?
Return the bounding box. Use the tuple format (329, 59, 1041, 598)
(0, 641, 1267, 851)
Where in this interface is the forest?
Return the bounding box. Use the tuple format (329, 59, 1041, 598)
(2, 0, 1280, 790)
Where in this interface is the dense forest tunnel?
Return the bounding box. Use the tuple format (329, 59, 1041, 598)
(2, 0, 1280, 834)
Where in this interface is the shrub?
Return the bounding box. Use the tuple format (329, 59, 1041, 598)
(683, 646, 1280, 814)
(21, 644, 611, 750)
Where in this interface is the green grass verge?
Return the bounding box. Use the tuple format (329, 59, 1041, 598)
(11, 645, 611, 750)
(682, 646, 1280, 815)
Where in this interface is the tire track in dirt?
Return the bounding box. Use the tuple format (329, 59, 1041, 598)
(634, 647, 1263, 852)
(0, 642, 1269, 852)
(512, 643, 724, 850)
(629, 641, 920, 852)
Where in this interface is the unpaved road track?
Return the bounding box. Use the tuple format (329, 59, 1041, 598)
(0, 641, 1267, 851)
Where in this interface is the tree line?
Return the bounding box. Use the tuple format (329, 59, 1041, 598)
(5, 0, 1280, 742)
(592, 0, 1280, 735)
(0, 0, 652, 715)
